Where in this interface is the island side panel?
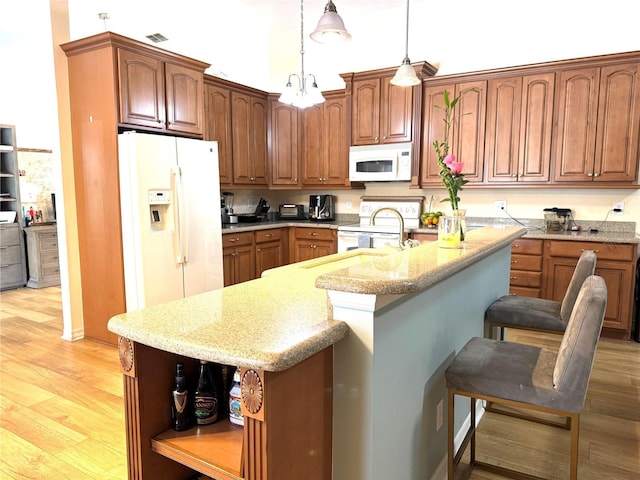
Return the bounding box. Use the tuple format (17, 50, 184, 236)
(331, 247, 511, 480)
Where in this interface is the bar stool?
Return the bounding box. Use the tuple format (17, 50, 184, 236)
(446, 275, 607, 480)
(485, 249, 597, 340)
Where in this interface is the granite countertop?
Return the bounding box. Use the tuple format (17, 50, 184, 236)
(221, 216, 358, 233)
(108, 226, 526, 372)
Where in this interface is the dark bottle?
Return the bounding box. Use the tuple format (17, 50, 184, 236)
(171, 362, 190, 431)
(193, 360, 219, 425)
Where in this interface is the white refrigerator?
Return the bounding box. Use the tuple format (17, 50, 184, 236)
(118, 131, 223, 311)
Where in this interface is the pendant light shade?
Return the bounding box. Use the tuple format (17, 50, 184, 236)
(310, 1, 351, 44)
(390, 0, 420, 87)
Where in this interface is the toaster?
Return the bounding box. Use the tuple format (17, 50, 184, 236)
(278, 204, 306, 220)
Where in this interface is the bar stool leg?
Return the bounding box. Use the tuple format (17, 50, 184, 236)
(448, 390, 455, 480)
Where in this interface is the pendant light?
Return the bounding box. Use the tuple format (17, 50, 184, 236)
(310, 1, 351, 44)
(279, 0, 326, 109)
(390, 0, 420, 87)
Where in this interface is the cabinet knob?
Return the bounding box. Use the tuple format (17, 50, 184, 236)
(511, 260, 518, 264)
(510, 276, 518, 280)
(310, 232, 318, 236)
(593, 172, 600, 177)
(581, 248, 599, 253)
(512, 174, 518, 178)
(587, 172, 593, 177)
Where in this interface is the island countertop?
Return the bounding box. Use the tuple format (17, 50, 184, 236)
(107, 226, 526, 372)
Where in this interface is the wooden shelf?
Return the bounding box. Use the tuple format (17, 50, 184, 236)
(151, 419, 244, 480)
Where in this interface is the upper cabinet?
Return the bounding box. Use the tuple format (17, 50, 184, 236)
(421, 81, 487, 185)
(553, 62, 640, 183)
(485, 73, 555, 183)
(117, 48, 206, 136)
(348, 63, 437, 147)
(301, 93, 349, 187)
(269, 100, 300, 186)
(204, 81, 233, 185)
(231, 91, 268, 186)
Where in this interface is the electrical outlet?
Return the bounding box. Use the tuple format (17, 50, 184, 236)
(436, 399, 443, 431)
(494, 200, 507, 212)
(346, 200, 353, 210)
(613, 202, 624, 215)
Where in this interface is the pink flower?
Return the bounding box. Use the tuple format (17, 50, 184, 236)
(443, 154, 456, 167)
(448, 160, 464, 174)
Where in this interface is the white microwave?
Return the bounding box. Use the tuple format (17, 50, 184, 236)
(349, 142, 412, 182)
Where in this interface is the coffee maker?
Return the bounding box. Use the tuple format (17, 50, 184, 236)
(309, 194, 334, 221)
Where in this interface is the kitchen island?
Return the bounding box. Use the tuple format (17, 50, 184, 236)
(108, 225, 526, 480)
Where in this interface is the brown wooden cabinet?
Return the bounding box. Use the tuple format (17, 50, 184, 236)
(232, 92, 268, 186)
(553, 62, 640, 183)
(485, 73, 554, 183)
(291, 227, 337, 263)
(204, 81, 233, 185)
(509, 238, 543, 297)
(255, 228, 286, 277)
(118, 48, 205, 136)
(269, 100, 300, 186)
(421, 80, 487, 185)
(300, 94, 349, 187)
(119, 339, 333, 480)
(351, 75, 413, 145)
(543, 240, 637, 340)
(222, 232, 255, 286)
(61, 32, 209, 345)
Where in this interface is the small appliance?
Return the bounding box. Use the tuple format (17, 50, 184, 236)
(543, 207, 572, 232)
(309, 194, 334, 221)
(278, 203, 306, 220)
(349, 142, 412, 182)
(221, 192, 238, 224)
(237, 197, 270, 223)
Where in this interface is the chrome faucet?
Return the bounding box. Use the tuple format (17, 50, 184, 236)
(370, 207, 406, 249)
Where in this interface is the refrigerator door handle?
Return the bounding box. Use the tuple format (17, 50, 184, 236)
(173, 165, 187, 264)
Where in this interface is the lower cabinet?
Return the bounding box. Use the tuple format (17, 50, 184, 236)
(0, 224, 27, 290)
(118, 339, 333, 480)
(222, 232, 255, 287)
(24, 225, 61, 288)
(291, 227, 337, 263)
(223, 228, 289, 286)
(543, 240, 637, 340)
(508, 238, 543, 297)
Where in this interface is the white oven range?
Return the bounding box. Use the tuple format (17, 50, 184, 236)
(337, 196, 424, 252)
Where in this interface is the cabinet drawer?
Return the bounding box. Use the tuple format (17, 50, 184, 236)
(294, 227, 334, 241)
(510, 286, 542, 298)
(255, 228, 282, 243)
(39, 233, 59, 252)
(0, 245, 22, 265)
(0, 225, 20, 246)
(509, 270, 541, 288)
(0, 263, 24, 284)
(42, 264, 61, 278)
(222, 231, 254, 248)
(546, 240, 635, 262)
(40, 252, 60, 266)
(510, 254, 542, 272)
(510, 238, 543, 255)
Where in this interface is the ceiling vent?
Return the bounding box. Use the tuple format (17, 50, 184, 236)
(145, 33, 168, 43)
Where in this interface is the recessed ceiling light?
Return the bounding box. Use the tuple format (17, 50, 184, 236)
(145, 33, 168, 43)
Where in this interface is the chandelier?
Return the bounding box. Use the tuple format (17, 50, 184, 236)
(390, 0, 420, 86)
(278, 0, 325, 109)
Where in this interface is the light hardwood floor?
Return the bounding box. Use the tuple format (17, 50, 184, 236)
(1, 286, 639, 479)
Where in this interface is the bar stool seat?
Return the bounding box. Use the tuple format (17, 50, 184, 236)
(446, 275, 607, 480)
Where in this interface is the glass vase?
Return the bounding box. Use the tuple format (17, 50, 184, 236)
(452, 209, 466, 242)
(438, 209, 466, 249)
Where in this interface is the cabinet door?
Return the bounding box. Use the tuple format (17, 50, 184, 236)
(380, 76, 413, 144)
(420, 84, 456, 184)
(293, 240, 318, 263)
(553, 67, 600, 181)
(323, 96, 348, 185)
(118, 49, 165, 129)
(453, 81, 486, 183)
(205, 84, 233, 185)
(223, 245, 255, 286)
(313, 241, 335, 258)
(594, 62, 640, 182)
(270, 102, 299, 186)
(250, 96, 269, 185)
(222, 247, 235, 286)
(518, 73, 554, 182)
(165, 63, 204, 136)
(301, 104, 325, 185)
(485, 76, 522, 182)
(256, 240, 283, 277)
(351, 78, 380, 145)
